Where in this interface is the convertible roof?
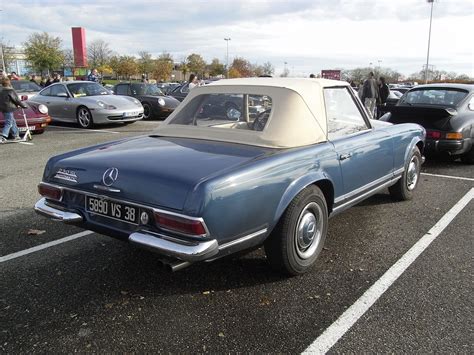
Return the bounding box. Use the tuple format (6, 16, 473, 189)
(155, 78, 352, 148)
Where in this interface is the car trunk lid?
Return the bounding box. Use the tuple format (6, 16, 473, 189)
(46, 136, 271, 211)
(387, 105, 456, 130)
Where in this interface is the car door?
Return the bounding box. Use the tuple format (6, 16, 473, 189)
(37, 84, 67, 120)
(115, 84, 130, 96)
(324, 87, 393, 202)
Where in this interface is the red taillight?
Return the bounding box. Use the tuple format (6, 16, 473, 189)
(21, 95, 28, 101)
(38, 183, 62, 201)
(426, 130, 442, 139)
(154, 212, 207, 236)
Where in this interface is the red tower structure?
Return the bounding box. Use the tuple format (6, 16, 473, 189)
(71, 27, 87, 68)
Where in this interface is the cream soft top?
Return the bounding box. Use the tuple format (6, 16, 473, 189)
(155, 78, 350, 148)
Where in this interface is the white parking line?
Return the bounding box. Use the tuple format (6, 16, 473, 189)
(303, 188, 474, 354)
(48, 126, 121, 134)
(421, 172, 474, 182)
(0, 230, 93, 263)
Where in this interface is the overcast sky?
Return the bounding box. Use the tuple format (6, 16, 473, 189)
(1, 0, 473, 77)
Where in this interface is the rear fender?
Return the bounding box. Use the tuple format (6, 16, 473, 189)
(272, 172, 334, 230)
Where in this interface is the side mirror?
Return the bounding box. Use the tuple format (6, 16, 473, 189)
(57, 92, 68, 98)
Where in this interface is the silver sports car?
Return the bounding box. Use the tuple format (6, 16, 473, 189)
(30, 81, 144, 128)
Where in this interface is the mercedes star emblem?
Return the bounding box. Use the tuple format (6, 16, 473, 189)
(102, 167, 119, 187)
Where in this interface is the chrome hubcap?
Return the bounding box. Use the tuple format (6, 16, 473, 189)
(295, 202, 323, 259)
(78, 109, 90, 127)
(406, 157, 419, 191)
(143, 105, 150, 119)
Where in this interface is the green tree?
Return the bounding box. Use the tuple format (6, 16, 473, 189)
(116, 56, 138, 79)
(230, 57, 252, 77)
(208, 58, 225, 77)
(23, 32, 64, 74)
(187, 53, 206, 75)
(262, 61, 275, 76)
(138, 51, 154, 77)
(152, 52, 174, 81)
(87, 39, 112, 69)
(0, 40, 16, 72)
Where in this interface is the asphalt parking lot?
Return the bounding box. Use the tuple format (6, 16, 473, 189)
(1, 121, 473, 353)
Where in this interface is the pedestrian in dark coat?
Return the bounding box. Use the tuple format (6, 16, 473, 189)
(1, 78, 27, 143)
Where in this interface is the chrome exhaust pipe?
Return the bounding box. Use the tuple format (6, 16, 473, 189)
(156, 258, 192, 272)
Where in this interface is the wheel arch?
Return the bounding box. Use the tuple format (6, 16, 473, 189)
(272, 173, 335, 232)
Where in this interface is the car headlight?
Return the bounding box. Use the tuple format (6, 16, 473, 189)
(132, 98, 141, 106)
(158, 98, 165, 106)
(38, 104, 48, 114)
(96, 100, 116, 109)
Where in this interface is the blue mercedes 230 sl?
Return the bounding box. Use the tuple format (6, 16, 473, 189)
(35, 78, 425, 275)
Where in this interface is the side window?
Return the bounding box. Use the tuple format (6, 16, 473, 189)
(181, 84, 189, 94)
(115, 85, 129, 96)
(50, 85, 68, 97)
(40, 87, 51, 96)
(468, 96, 474, 111)
(324, 87, 369, 139)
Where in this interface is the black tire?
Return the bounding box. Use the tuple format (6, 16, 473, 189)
(264, 185, 328, 276)
(389, 147, 422, 201)
(76, 106, 93, 129)
(460, 147, 474, 164)
(142, 102, 152, 120)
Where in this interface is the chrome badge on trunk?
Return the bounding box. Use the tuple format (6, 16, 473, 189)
(54, 168, 78, 183)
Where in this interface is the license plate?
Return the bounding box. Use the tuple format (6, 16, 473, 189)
(18, 126, 36, 132)
(85, 196, 139, 225)
(123, 111, 138, 117)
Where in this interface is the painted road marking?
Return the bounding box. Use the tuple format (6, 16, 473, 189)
(421, 172, 474, 182)
(0, 230, 94, 263)
(48, 125, 121, 134)
(303, 188, 474, 354)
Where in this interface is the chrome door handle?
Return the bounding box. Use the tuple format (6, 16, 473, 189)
(339, 153, 352, 161)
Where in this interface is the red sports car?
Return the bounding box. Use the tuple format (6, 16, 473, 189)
(0, 102, 51, 135)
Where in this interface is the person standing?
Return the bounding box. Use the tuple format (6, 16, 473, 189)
(378, 77, 390, 104)
(30, 74, 38, 84)
(0, 78, 27, 143)
(188, 74, 200, 90)
(87, 68, 99, 83)
(361, 72, 379, 118)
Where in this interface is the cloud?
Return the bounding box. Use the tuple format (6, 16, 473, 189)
(1, 0, 473, 76)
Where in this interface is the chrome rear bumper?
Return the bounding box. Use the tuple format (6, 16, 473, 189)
(34, 197, 218, 262)
(129, 232, 218, 262)
(34, 198, 83, 223)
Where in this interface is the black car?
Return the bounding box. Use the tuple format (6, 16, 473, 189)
(168, 83, 190, 102)
(382, 83, 474, 163)
(114, 83, 180, 120)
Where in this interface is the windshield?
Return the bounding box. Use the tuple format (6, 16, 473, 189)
(66, 82, 110, 97)
(399, 88, 468, 107)
(169, 93, 272, 131)
(11, 81, 42, 92)
(130, 83, 163, 96)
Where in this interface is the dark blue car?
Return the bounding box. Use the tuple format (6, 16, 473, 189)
(35, 78, 425, 275)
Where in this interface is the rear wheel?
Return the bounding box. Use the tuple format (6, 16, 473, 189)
(389, 147, 422, 201)
(264, 185, 328, 276)
(77, 107, 93, 129)
(460, 147, 474, 164)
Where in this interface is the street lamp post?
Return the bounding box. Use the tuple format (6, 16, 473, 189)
(224, 37, 231, 78)
(425, 0, 435, 84)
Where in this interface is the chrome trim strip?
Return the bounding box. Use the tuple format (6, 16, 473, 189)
(93, 184, 121, 193)
(333, 178, 400, 214)
(38, 182, 210, 237)
(34, 197, 83, 223)
(128, 231, 218, 262)
(334, 172, 394, 204)
(393, 167, 405, 176)
(218, 228, 268, 251)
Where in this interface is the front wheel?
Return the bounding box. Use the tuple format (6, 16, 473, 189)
(77, 107, 93, 129)
(142, 103, 152, 120)
(264, 185, 328, 276)
(389, 147, 422, 201)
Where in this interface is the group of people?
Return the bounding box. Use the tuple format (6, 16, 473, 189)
(357, 72, 390, 119)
